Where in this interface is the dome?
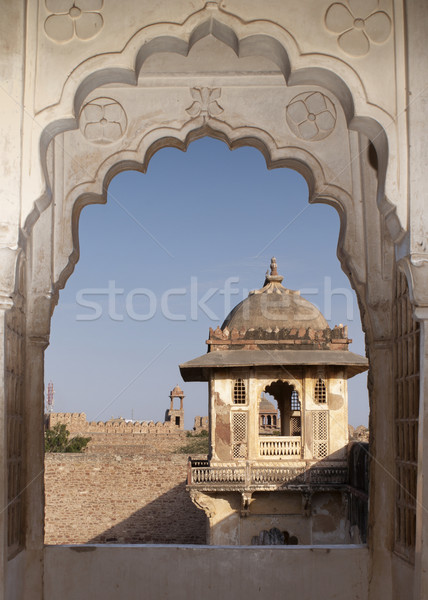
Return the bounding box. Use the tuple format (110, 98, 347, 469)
(221, 258, 328, 332)
(170, 385, 185, 398)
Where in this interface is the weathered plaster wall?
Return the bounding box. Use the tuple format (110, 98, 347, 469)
(195, 490, 350, 546)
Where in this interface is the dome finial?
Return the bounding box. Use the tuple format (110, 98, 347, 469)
(262, 257, 284, 287)
(270, 257, 278, 277)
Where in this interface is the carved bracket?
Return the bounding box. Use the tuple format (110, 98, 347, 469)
(240, 491, 254, 517)
(302, 490, 312, 517)
(189, 490, 216, 519)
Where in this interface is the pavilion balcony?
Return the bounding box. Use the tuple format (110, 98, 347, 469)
(187, 459, 348, 492)
(259, 436, 301, 457)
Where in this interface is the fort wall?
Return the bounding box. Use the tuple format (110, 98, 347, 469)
(44, 453, 207, 545)
(48, 412, 181, 435)
(44, 412, 208, 545)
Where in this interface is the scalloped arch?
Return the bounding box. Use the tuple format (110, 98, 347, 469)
(54, 120, 355, 305)
(35, 9, 401, 242)
(28, 6, 401, 328)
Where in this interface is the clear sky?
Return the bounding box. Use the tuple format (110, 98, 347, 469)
(45, 137, 369, 429)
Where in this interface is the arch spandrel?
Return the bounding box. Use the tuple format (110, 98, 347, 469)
(27, 5, 406, 239)
(35, 2, 397, 121)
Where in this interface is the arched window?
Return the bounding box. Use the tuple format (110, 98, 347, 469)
(267, 415, 272, 426)
(291, 390, 301, 411)
(315, 378, 327, 403)
(233, 379, 246, 404)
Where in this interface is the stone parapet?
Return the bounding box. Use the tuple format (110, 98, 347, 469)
(207, 324, 351, 351)
(48, 412, 181, 435)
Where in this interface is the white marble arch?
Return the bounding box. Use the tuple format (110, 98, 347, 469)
(1, 2, 428, 600)
(28, 27, 394, 600)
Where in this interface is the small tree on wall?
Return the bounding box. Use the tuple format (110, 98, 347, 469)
(45, 423, 91, 453)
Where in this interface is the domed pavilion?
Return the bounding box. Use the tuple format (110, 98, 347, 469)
(180, 258, 368, 546)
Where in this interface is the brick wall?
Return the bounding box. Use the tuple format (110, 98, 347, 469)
(44, 453, 207, 545)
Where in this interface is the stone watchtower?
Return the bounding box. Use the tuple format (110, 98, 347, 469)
(165, 385, 185, 430)
(180, 258, 368, 546)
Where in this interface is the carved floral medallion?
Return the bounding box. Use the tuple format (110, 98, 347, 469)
(325, 0, 392, 57)
(286, 92, 337, 141)
(186, 88, 224, 120)
(79, 98, 127, 144)
(44, 0, 104, 43)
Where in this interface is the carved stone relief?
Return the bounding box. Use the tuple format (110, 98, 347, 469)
(286, 92, 337, 141)
(186, 87, 224, 121)
(44, 0, 104, 43)
(79, 97, 127, 144)
(324, 0, 392, 57)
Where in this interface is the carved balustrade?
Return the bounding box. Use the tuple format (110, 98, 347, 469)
(259, 436, 301, 457)
(188, 459, 348, 490)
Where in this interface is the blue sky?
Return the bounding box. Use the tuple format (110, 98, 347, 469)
(45, 137, 369, 428)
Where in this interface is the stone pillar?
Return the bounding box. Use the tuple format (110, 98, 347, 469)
(367, 341, 394, 600)
(301, 374, 307, 460)
(0, 2, 26, 596)
(404, 2, 428, 594)
(246, 376, 257, 461)
(22, 334, 49, 600)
